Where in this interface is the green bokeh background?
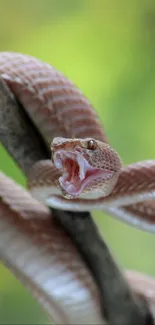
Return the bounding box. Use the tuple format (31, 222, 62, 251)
(0, 0, 155, 323)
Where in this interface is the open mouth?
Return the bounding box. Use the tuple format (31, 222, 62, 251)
(53, 150, 114, 197)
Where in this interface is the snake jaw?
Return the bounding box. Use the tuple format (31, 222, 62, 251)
(53, 150, 114, 198)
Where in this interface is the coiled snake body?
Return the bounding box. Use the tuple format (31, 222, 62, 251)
(0, 52, 155, 232)
(0, 52, 155, 324)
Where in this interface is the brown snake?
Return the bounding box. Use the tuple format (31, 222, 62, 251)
(0, 52, 154, 231)
(0, 52, 155, 324)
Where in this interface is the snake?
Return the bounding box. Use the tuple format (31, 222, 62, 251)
(0, 52, 155, 323)
(0, 52, 155, 233)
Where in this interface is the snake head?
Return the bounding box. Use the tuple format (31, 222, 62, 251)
(51, 137, 122, 199)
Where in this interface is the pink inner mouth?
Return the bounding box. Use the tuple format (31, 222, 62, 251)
(53, 150, 114, 197)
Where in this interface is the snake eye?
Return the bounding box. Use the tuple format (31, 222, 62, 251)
(87, 140, 97, 150)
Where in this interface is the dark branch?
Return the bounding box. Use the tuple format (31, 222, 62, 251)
(0, 78, 48, 174)
(53, 209, 154, 325)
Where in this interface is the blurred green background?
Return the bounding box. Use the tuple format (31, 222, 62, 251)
(0, 0, 155, 323)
